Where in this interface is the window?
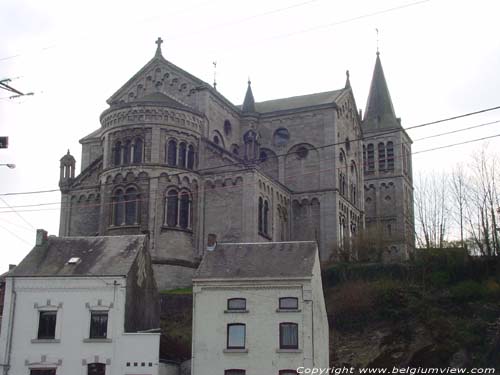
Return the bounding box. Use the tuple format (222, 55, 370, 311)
(273, 128, 290, 146)
(87, 363, 105, 375)
(123, 140, 132, 165)
(113, 189, 125, 226)
(213, 135, 220, 145)
(259, 150, 268, 162)
(113, 141, 122, 166)
(263, 201, 269, 235)
(133, 138, 143, 163)
(296, 146, 308, 159)
(227, 324, 245, 349)
(124, 187, 139, 225)
(37, 311, 57, 339)
(224, 120, 232, 136)
(378, 142, 386, 170)
(279, 297, 298, 310)
(166, 189, 178, 227)
(225, 370, 245, 375)
(280, 323, 298, 349)
(367, 144, 375, 171)
(30, 370, 56, 375)
(363, 145, 367, 172)
(187, 145, 195, 170)
(178, 142, 187, 168)
(387, 141, 394, 170)
(258, 197, 263, 233)
(167, 139, 177, 166)
(227, 298, 246, 311)
(89, 311, 108, 339)
(165, 189, 192, 229)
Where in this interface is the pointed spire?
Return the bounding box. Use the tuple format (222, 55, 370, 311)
(155, 37, 164, 57)
(345, 70, 351, 89)
(242, 79, 256, 113)
(363, 52, 400, 130)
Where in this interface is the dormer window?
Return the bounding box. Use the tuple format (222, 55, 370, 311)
(67, 257, 81, 265)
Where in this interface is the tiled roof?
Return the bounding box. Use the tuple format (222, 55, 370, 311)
(249, 90, 345, 113)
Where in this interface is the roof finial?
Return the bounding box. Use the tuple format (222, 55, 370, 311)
(155, 37, 164, 57)
(345, 70, 351, 89)
(248, 77, 251, 85)
(376, 28, 380, 55)
(213, 61, 217, 90)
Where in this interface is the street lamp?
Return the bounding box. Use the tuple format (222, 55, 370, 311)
(0, 164, 15, 169)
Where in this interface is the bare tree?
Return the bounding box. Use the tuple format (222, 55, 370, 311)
(415, 172, 450, 249)
(450, 164, 468, 248)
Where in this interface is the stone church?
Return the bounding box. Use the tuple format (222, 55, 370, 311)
(58, 38, 414, 289)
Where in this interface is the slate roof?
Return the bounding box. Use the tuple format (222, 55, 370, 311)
(243, 89, 345, 114)
(193, 241, 317, 280)
(363, 53, 400, 130)
(10, 235, 147, 277)
(133, 92, 193, 112)
(79, 127, 103, 143)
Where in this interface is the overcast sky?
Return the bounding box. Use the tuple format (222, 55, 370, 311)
(1, 0, 500, 269)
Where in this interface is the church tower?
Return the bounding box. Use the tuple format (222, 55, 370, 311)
(362, 52, 415, 261)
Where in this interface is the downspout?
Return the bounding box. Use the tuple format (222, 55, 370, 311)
(3, 278, 16, 375)
(311, 300, 315, 367)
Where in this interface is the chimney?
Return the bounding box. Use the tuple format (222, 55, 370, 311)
(36, 229, 48, 246)
(8, 264, 15, 271)
(207, 233, 217, 252)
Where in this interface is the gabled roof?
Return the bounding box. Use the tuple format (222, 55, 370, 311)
(243, 89, 345, 114)
(363, 53, 400, 130)
(10, 235, 147, 277)
(79, 127, 103, 143)
(193, 241, 317, 280)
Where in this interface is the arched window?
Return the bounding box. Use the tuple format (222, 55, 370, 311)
(258, 197, 263, 233)
(113, 189, 125, 225)
(133, 138, 143, 163)
(124, 187, 138, 225)
(113, 141, 122, 166)
(363, 145, 367, 172)
(378, 142, 386, 171)
(367, 144, 375, 171)
(187, 145, 195, 170)
(264, 200, 269, 235)
(166, 189, 178, 227)
(178, 142, 187, 168)
(123, 140, 132, 165)
(224, 120, 232, 136)
(179, 191, 191, 229)
(167, 139, 177, 166)
(213, 135, 220, 145)
(87, 363, 105, 375)
(165, 189, 192, 230)
(387, 142, 394, 170)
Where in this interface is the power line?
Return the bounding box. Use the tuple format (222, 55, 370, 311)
(1, 105, 500, 199)
(412, 119, 500, 141)
(1, 131, 500, 215)
(0, 197, 35, 229)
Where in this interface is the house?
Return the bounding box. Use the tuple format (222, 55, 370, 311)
(191, 240, 328, 375)
(57, 38, 414, 290)
(0, 230, 160, 375)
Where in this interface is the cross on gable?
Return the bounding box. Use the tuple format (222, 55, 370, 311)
(156, 37, 163, 48)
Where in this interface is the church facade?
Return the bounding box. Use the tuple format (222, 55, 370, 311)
(58, 39, 414, 289)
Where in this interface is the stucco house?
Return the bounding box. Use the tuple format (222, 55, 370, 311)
(191, 241, 328, 375)
(0, 230, 160, 375)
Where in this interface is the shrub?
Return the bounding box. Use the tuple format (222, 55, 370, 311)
(450, 281, 484, 302)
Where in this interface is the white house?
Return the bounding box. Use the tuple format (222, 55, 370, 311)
(191, 241, 329, 375)
(0, 230, 160, 375)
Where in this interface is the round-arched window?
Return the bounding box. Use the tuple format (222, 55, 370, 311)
(224, 120, 232, 136)
(296, 146, 308, 159)
(273, 128, 290, 146)
(260, 150, 268, 162)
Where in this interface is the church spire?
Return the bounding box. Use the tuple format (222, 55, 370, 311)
(242, 79, 256, 113)
(363, 52, 400, 130)
(345, 70, 351, 89)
